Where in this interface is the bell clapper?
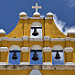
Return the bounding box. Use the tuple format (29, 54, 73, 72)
(32, 50, 39, 61)
(32, 28, 39, 36)
(12, 52, 18, 60)
(55, 51, 60, 59)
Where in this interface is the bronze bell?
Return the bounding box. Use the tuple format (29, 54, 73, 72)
(12, 52, 18, 60)
(55, 51, 60, 59)
(32, 28, 39, 36)
(32, 51, 39, 61)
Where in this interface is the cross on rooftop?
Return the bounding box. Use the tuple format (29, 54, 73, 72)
(32, 3, 42, 12)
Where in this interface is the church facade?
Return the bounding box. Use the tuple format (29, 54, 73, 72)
(0, 3, 75, 75)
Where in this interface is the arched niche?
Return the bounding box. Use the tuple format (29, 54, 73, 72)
(29, 69, 42, 75)
(52, 45, 64, 65)
(30, 45, 43, 65)
(8, 45, 21, 65)
(30, 22, 42, 38)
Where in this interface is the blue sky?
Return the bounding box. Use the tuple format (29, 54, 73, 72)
(0, 0, 75, 35)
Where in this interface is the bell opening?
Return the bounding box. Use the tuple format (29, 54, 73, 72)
(55, 51, 60, 59)
(12, 52, 18, 60)
(32, 28, 39, 36)
(32, 51, 39, 61)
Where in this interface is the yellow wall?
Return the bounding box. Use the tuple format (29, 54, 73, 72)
(0, 15, 75, 67)
(0, 38, 75, 62)
(0, 70, 75, 75)
(5, 18, 66, 38)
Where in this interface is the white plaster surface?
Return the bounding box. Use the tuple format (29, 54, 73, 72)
(52, 45, 63, 50)
(33, 12, 40, 15)
(43, 62, 52, 65)
(0, 47, 8, 52)
(0, 29, 6, 34)
(20, 62, 30, 65)
(19, 12, 27, 15)
(0, 62, 8, 65)
(21, 47, 29, 52)
(47, 12, 53, 15)
(64, 47, 73, 52)
(9, 45, 21, 51)
(43, 47, 52, 52)
(65, 62, 75, 65)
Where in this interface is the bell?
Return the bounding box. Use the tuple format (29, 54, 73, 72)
(32, 51, 39, 61)
(12, 52, 18, 60)
(55, 51, 60, 59)
(32, 28, 39, 36)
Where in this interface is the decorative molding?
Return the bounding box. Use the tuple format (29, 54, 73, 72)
(1, 65, 75, 70)
(20, 17, 53, 19)
(31, 22, 42, 27)
(65, 62, 75, 65)
(34, 38, 43, 41)
(30, 45, 42, 50)
(0, 38, 2, 41)
(44, 36, 50, 41)
(20, 17, 28, 19)
(22, 36, 29, 41)
(20, 62, 30, 65)
(7, 38, 22, 41)
(2, 37, 22, 41)
(43, 62, 52, 65)
(45, 17, 53, 19)
(30, 17, 44, 19)
(0, 62, 8, 65)
(51, 38, 65, 41)
(0, 47, 8, 52)
(65, 37, 71, 41)
(21, 47, 30, 52)
(71, 38, 75, 41)
(64, 47, 73, 52)
(9, 45, 21, 51)
(52, 45, 63, 50)
(43, 47, 52, 52)
(2, 37, 8, 40)
(29, 38, 34, 41)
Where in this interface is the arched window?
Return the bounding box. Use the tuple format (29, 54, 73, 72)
(52, 45, 64, 65)
(8, 45, 21, 65)
(30, 45, 43, 65)
(30, 22, 42, 38)
(29, 70, 42, 75)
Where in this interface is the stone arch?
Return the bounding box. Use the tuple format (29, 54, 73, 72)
(52, 45, 63, 50)
(30, 45, 42, 50)
(52, 45, 64, 65)
(29, 69, 42, 75)
(9, 45, 21, 51)
(30, 45, 43, 65)
(8, 45, 21, 65)
(31, 22, 42, 27)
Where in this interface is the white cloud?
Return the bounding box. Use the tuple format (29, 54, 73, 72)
(67, 0, 75, 7)
(53, 14, 66, 33)
(53, 14, 75, 35)
(64, 27, 75, 35)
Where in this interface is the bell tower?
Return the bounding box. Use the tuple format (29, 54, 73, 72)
(6, 3, 66, 38)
